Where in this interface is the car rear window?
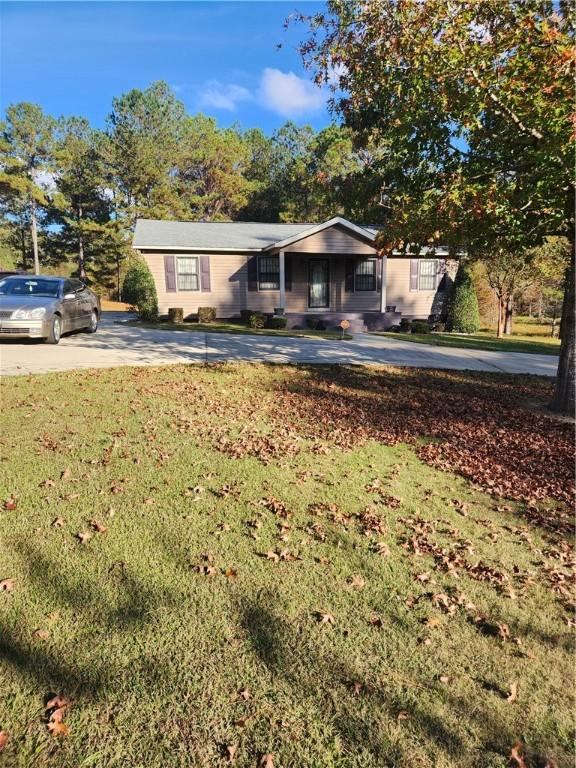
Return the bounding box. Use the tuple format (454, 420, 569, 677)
(0, 278, 61, 298)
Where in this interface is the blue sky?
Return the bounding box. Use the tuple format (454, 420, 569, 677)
(1, 1, 333, 134)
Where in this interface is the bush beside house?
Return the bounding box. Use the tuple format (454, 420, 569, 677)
(122, 259, 159, 320)
(447, 265, 480, 333)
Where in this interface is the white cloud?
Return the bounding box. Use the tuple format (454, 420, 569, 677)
(326, 62, 347, 88)
(198, 81, 252, 111)
(258, 68, 326, 118)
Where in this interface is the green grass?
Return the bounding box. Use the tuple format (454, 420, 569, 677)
(122, 319, 352, 340)
(0, 365, 572, 768)
(374, 327, 560, 355)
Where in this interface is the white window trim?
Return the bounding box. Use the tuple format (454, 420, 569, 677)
(257, 254, 280, 292)
(354, 257, 377, 292)
(176, 256, 200, 292)
(418, 258, 438, 292)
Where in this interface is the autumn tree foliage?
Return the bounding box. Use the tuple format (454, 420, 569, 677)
(296, 0, 574, 413)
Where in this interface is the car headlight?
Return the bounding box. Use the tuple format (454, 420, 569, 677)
(11, 307, 47, 320)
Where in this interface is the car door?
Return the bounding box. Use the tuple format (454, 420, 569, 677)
(62, 279, 83, 330)
(72, 280, 93, 327)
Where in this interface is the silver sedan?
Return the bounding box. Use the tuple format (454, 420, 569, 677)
(0, 276, 101, 344)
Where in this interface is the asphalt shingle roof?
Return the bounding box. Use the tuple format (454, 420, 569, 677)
(133, 219, 322, 250)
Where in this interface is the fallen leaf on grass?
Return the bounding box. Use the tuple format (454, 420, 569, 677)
(233, 715, 249, 728)
(315, 612, 335, 625)
(0, 731, 8, 751)
(509, 741, 528, 768)
(349, 574, 365, 589)
(89, 519, 107, 534)
(60, 468, 71, 481)
(47, 720, 69, 737)
(225, 567, 238, 578)
(45, 695, 71, 737)
(33, 629, 49, 640)
(52, 517, 65, 528)
(237, 688, 251, 701)
(226, 744, 237, 763)
(438, 675, 451, 685)
(396, 711, 410, 722)
(423, 617, 441, 629)
(0, 579, 14, 592)
(46, 695, 71, 711)
(3, 499, 17, 511)
(369, 615, 384, 629)
(506, 681, 518, 702)
(75, 531, 92, 545)
(260, 755, 274, 768)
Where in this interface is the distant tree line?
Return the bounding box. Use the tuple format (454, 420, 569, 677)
(0, 82, 382, 296)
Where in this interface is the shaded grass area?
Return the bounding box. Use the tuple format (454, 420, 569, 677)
(374, 330, 560, 355)
(0, 364, 573, 768)
(122, 319, 352, 340)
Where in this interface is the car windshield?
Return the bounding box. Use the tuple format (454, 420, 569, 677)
(0, 278, 61, 298)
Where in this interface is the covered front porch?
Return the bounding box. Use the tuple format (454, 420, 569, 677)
(268, 247, 397, 331)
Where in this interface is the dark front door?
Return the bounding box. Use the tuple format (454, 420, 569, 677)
(308, 258, 329, 309)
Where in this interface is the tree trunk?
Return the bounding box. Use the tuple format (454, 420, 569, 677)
(77, 206, 86, 280)
(19, 228, 27, 271)
(551, 244, 575, 415)
(30, 198, 40, 274)
(496, 296, 505, 337)
(504, 295, 513, 335)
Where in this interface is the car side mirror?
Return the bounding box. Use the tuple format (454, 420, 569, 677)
(64, 293, 75, 300)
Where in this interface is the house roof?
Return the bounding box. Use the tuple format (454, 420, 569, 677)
(133, 217, 377, 252)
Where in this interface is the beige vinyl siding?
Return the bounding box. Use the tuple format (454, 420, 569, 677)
(141, 251, 280, 317)
(282, 224, 376, 254)
(386, 258, 457, 318)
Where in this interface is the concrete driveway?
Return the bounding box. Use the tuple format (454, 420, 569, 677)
(0, 312, 558, 377)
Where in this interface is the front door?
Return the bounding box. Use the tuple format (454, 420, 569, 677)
(308, 258, 329, 309)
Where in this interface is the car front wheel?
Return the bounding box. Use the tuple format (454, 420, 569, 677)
(44, 315, 62, 345)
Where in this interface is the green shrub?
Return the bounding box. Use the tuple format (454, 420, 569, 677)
(240, 309, 254, 323)
(447, 265, 480, 333)
(412, 320, 429, 334)
(306, 318, 320, 330)
(399, 318, 413, 333)
(122, 259, 158, 321)
(266, 316, 288, 330)
(434, 321, 446, 333)
(248, 312, 265, 329)
(168, 307, 184, 324)
(198, 307, 216, 324)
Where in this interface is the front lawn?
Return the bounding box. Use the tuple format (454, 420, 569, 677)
(0, 364, 573, 768)
(374, 330, 560, 356)
(123, 319, 352, 340)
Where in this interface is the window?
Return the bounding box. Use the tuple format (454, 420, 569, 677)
(355, 258, 377, 291)
(176, 257, 199, 291)
(419, 259, 437, 291)
(258, 255, 279, 290)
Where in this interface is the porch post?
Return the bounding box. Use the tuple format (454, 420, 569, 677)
(279, 250, 286, 312)
(380, 253, 388, 313)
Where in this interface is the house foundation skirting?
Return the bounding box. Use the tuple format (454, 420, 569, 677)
(284, 311, 401, 333)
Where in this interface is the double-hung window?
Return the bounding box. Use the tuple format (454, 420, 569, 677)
(176, 257, 199, 291)
(418, 259, 437, 291)
(258, 255, 279, 290)
(355, 258, 377, 291)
